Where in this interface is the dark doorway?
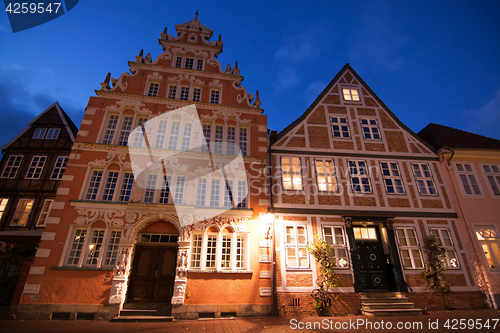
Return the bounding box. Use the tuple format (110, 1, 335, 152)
(354, 226, 388, 292)
(127, 245, 177, 303)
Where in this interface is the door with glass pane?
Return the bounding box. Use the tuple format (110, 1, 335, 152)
(354, 227, 388, 291)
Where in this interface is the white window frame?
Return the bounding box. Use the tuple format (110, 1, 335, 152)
(360, 118, 381, 140)
(474, 225, 500, 271)
(32, 128, 47, 139)
(481, 164, 500, 197)
(36, 198, 54, 227)
(314, 158, 338, 192)
(146, 82, 160, 97)
(395, 227, 424, 269)
(0, 198, 9, 221)
(348, 160, 372, 194)
(173, 54, 204, 71)
(2, 155, 23, 178)
(180, 86, 190, 101)
(50, 156, 69, 180)
(45, 128, 60, 140)
(284, 224, 309, 269)
(117, 115, 134, 146)
(322, 225, 349, 268)
(330, 116, 351, 138)
(167, 85, 177, 99)
(201, 123, 249, 156)
(102, 114, 119, 145)
(380, 161, 405, 194)
(10, 198, 35, 226)
(25, 155, 46, 179)
(342, 88, 360, 101)
(429, 228, 460, 269)
(411, 163, 437, 196)
(210, 90, 220, 104)
(454, 163, 482, 196)
(281, 156, 303, 191)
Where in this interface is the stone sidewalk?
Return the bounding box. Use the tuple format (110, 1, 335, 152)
(2, 309, 500, 332)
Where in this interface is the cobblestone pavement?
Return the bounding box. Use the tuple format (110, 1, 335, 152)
(2, 309, 500, 332)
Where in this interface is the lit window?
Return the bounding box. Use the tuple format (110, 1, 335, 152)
(10, 199, 34, 226)
(25, 156, 46, 179)
(281, 156, 302, 190)
(66, 228, 121, 268)
(342, 88, 360, 101)
(210, 90, 220, 104)
(118, 116, 134, 146)
(348, 160, 371, 193)
(196, 59, 203, 71)
(45, 128, 60, 140)
(315, 158, 338, 192)
(184, 58, 194, 70)
(191, 234, 203, 268)
(330, 117, 350, 138)
(50, 156, 69, 179)
(33, 128, 47, 139)
(85, 170, 103, 200)
(475, 226, 500, 271)
(430, 228, 459, 268)
(2, 155, 23, 178)
(86, 230, 105, 266)
(380, 161, 405, 194)
(193, 87, 201, 102)
(36, 199, 54, 227)
(167, 85, 177, 99)
(285, 225, 309, 269)
(360, 118, 381, 140)
(180, 86, 190, 100)
(103, 115, 119, 144)
(482, 164, 500, 196)
(323, 226, 349, 268)
(411, 163, 437, 195)
(239, 127, 248, 156)
(0, 198, 9, 220)
(353, 227, 377, 240)
(396, 228, 423, 269)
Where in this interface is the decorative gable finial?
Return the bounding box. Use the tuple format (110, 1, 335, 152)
(195, 10, 198, 21)
(233, 61, 239, 75)
(100, 72, 111, 90)
(253, 90, 261, 108)
(136, 49, 144, 63)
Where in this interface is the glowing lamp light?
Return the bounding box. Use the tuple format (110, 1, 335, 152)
(262, 206, 275, 226)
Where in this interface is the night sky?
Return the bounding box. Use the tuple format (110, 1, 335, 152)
(1, 0, 499, 148)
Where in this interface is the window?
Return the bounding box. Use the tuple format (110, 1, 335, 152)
(285, 225, 309, 269)
(482, 164, 500, 196)
(214, 125, 223, 154)
(10, 199, 34, 226)
(46, 128, 60, 140)
(193, 87, 201, 102)
(175, 56, 182, 68)
(342, 88, 360, 101)
(330, 116, 350, 138)
(189, 228, 248, 270)
(181, 123, 192, 150)
(202, 124, 211, 153)
(118, 172, 134, 202)
(50, 156, 69, 179)
(315, 159, 338, 192)
(180, 86, 190, 100)
(66, 227, 122, 268)
(85, 170, 103, 200)
(103, 115, 119, 144)
(453, 163, 481, 196)
(237, 180, 247, 208)
(281, 157, 302, 190)
(0, 198, 9, 220)
(380, 161, 405, 194)
(102, 171, 119, 201)
(227, 126, 236, 155)
(141, 173, 171, 204)
(210, 90, 220, 104)
(33, 128, 47, 139)
(196, 59, 203, 71)
(360, 118, 381, 140)
(430, 228, 459, 268)
(2, 155, 23, 178)
(323, 226, 349, 268)
(174, 176, 185, 205)
(348, 160, 371, 193)
(168, 121, 180, 150)
(118, 116, 134, 146)
(353, 227, 377, 240)
(184, 58, 194, 69)
(147, 83, 159, 97)
(131, 118, 147, 147)
(395, 228, 423, 269)
(239, 127, 248, 156)
(475, 226, 500, 271)
(195, 175, 246, 209)
(25, 156, 46, 179)
(411, 163, 437, 195)
(36, 199, 54, 227)
(167, 85, 177, 99)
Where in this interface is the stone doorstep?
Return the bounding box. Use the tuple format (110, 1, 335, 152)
(363, 308, 423, 317)
(362, 302, 416, 310)
(111, 316, 174, 322)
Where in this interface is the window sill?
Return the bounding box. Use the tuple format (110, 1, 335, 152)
(188, 269, 253, 274)
(285, 268, 312, 272)
(50, 266, 113, 271)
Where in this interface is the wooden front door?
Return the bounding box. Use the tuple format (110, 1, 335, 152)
(354, 227, 388, 291)
(127, 245, 178, 303)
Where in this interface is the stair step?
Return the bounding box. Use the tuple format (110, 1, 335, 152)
(362, 309, 423, 317)
(119, 309, 172, 317)
(112, 315, 173, 322)
(360, 297, 410, 303)
(360, 292, 406, 299)
(122, 303, 172, 310)
(362, 303, 415, 310)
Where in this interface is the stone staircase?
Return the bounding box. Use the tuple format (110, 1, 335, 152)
(112, 303, 173, 322)
(360, 292, 422, 316)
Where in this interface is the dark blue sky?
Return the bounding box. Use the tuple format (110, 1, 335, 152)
(1, 0, 499, 148)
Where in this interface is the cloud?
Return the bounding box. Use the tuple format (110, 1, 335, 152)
(0, 65, 82, 148)
(462, 88, 500, 140)
(303, 80, 328, 106)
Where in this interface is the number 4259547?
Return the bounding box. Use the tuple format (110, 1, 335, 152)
(5, 3, 62, 14)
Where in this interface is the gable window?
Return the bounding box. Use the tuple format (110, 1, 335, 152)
(33, 128, 47, 139)
(348, 160, 371, 193)
(25, 156, 46, 179)
(65, 227, 122, 268)
(482, 164, 500, 196)
(395, 228, 423, 269)
(456, 163, 481, 196)
(330, 116, 350, 138)
(0, 198, 9, 220)
(193, 87, 201, 102)
(175, 56, 182, 68)
(10, 199, 34, 226)
(285, 225, 309, 269)
(322, 226, 349, 268)
(430, 228, 459, 268)
(360, 118, 381, 140)
(36, 199, 54, 227)
(2, 155, 23, 178)
(118, 116, 134, 146)
(184, 58, 194, 70)
(475, 226, 500, 271)
(342, 88, 360, 101)
(180, 86, 190, 101)
(411, 163, 437, 195)
(189, 228, 249, 271)
(147, 83, 159, 97)
(46, 128, 60, 139)
(281, 157, 302, 190)
(50, 156, 69, 179)
(315, 158, 338, 192)
(380, 161, 405, 194)
(103, 115, 119, 144)
(210, 90, 220, 104)
(167, 85, 177, 99)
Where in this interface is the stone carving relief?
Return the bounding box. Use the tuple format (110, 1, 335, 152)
(176, 250, 188, 279)
(147, 71, 164, 80)
(74, 209, 126, 226)
(201, 110, 251, 125)
(167, 73, 204, 85)
(209, 79, 223, 88)
(105, 99, 152, 114)
(108, 282, 124, 304)
(88, 152, 131, 169)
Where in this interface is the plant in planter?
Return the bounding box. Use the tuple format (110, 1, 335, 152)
(421, 235, 451, 309)
(307, 234, 339, 316)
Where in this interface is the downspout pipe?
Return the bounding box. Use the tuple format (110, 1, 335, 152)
(267, 129, 277, 316)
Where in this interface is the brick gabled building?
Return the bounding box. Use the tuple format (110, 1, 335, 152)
(17, 15, 271, 320)
(419, 123, 500, 309)
(269, 64, 485, 315)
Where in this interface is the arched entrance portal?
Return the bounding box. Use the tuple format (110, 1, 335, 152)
(127, 221, 179, 304)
